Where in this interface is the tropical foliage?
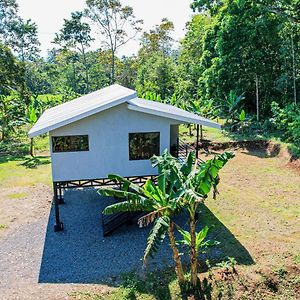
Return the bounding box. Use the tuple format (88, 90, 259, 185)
(99, 150, 234, 287)
(1, 0, 299, 150)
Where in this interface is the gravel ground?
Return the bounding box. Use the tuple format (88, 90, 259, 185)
(0, 187, 239, 300)
(39, 189, 176, 283)
(0, 188, 188, 299)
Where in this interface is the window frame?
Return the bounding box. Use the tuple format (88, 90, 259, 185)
(128, 131, 160, 161)
(51, 135, 89, 153)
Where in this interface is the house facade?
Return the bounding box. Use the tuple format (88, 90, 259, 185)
(28, 84, 221, 231)
(49, 103, 180, 182)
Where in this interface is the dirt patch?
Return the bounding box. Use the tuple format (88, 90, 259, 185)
(198, 263, 300, 300)
(287, 158, 300, 175)
(196, 140, 279, 155)
(195, 139, 300, 175)
(0, 184, 52, 238)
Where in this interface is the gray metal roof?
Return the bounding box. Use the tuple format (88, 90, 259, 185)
(128, 98, 221, 129)
(28, 84, 221, 138)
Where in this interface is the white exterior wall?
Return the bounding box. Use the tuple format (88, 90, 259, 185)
(50, 103, 180, 182)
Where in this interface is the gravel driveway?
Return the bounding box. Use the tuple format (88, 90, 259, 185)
(0, 188, 179, 299)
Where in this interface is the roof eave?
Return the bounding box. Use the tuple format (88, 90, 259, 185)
(127, 104, 222, 130)
(28, 92, 137, 138)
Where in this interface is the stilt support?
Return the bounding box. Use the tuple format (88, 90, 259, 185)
(58, 183, 65, 204)
(53, 182, 64, 232)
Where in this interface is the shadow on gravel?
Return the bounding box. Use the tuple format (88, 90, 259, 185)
(38, 189, 253, 287)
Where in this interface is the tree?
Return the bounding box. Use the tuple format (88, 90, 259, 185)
(99, 171, 186, 284)
(139, 18, 174, 57)
(135, 53, 177, 99)
(0, 43, 24, 96)
(0, 43, 25, 140)
(0, 0, 19, 44)
(177, 14, 211, 100)
(135, 19, 177, 99)
(25, 100, 40, 156)
(117, 55, 138, 89)
(85, 0, 143, 83)
(54, 11, 93, 93)
(10, 18, 40, 62)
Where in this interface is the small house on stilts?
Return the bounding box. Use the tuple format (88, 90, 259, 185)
(28, 84, 221, 233)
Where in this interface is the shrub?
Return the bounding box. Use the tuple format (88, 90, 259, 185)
(270, 101, 300, 146)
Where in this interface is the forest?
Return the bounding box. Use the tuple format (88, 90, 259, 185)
(0, 0, 300, 156)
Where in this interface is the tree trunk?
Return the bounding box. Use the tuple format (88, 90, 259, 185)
(111, 51, 115, 84)
(72, 61, 77, 92)
(291, 35, 297, 105)
(255, 74, 259, 122)
(190, 213, 198, 287)
(168, 221, 185, 284)
(189, 125, 192, 137)
(30, 138, 34, 157)
(81, 45, 90, 93)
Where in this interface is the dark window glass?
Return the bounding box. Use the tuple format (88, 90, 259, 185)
(129, 132, 160, 160)
(52, 135, 89, 153)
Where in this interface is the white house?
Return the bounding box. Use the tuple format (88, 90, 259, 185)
(29, 84, 221, 231)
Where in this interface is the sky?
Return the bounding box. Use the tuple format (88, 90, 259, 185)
(17, 0, 193, 58)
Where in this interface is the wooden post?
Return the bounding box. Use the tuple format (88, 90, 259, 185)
(196, 124, 199, 159)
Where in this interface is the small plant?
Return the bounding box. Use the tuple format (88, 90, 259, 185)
(293, 253, 300, 265)
(176, 225, 220, 257)
(216, 257, 237, 279)
(222, 91, 247, 132)
(273, 266, 288, 280)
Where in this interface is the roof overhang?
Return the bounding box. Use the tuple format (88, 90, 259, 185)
(127, 100, 221, 130)
(28, 85, 137, 138)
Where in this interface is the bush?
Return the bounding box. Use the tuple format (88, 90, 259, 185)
(270, 101, 300, 146)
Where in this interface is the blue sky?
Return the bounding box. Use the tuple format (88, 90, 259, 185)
(17, 0, 193, 57)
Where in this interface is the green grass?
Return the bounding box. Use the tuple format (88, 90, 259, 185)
(0, 156, 51, 188)
(6, 192, 28, 199)
(0, 224, 7, 230)
(293, 254, 300, 265)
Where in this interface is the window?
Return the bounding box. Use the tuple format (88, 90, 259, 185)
(129, 132, 160, 160)
(52, 135, 89, 153)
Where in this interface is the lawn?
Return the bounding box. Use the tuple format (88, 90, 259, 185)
(0, 135, 299, 299)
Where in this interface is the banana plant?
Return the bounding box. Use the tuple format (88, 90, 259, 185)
(176, 225, 220, 256)
(98, 169, 186, 284)
(152, 150, 234, 287)
(26, 103, 39, 157)
(99, 150, 234, 287)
